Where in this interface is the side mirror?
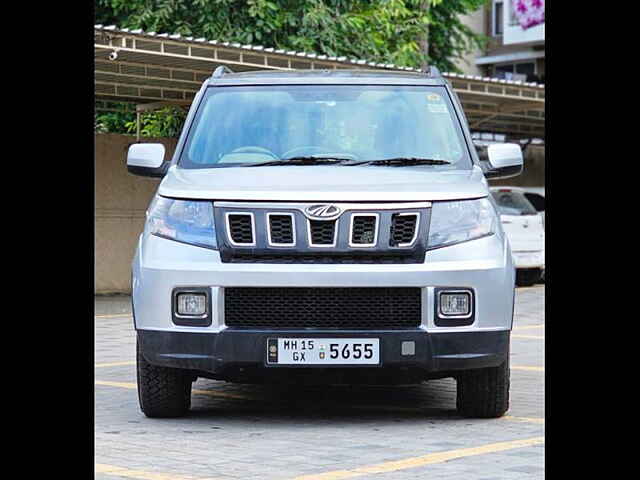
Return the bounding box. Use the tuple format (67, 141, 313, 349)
(127, 143, 170, 178)
(483, 143, 523, 179)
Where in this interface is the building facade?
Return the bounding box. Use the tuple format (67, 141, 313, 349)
(456, 0, 545, 84)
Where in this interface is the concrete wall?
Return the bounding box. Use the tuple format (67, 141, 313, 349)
(95, 134, 176, 293)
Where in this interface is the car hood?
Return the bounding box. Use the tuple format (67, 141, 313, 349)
(158, 165, 489, 202)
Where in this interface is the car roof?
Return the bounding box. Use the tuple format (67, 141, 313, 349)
(207, 69, 447, 87)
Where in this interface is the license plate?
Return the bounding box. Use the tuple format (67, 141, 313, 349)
(267, 338, 380, 365)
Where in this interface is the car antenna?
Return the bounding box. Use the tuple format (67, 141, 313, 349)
(427, 65, 441, 78)
(212, 65, 234, 78)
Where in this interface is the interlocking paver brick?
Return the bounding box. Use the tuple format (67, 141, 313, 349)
(95, 285, 544, 479)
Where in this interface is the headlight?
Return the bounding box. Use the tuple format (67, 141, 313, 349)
(146, 196, 217, 250)
(428, 198, 496, 249)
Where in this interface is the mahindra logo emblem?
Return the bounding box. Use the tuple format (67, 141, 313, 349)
(305, 204, 342, 220)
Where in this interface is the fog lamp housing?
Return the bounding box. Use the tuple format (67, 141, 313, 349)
(435, 288, 474, 326)
(172, 287, 211, 326)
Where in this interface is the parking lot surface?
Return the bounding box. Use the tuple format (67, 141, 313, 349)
(95, 285, 544, 479)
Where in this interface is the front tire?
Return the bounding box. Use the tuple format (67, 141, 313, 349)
(136, 339, 192, 418)
(456, 359, 510, 418)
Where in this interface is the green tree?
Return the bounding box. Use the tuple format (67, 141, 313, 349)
(95, 0, 488, 136)
(124, 106, 188, 138)
(96, 0, 488, 73)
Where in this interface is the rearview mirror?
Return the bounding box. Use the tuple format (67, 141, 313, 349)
(127, 143, 170, 178)
(482, 143, 523, 179)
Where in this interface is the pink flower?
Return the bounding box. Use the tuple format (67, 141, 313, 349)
(512, 0, 544, 30)
(517, 0, 528, 13)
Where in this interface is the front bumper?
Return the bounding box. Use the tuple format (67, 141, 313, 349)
(137, 328, 510, 379)
(133, 233, 515, 332)
(132, 232, 515, 378)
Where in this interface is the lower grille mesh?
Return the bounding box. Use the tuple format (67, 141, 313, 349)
(224, 287, 422, 329)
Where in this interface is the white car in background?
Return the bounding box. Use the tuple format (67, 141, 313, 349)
(521, 187, 545, 228)
(490, 187, 545, 286)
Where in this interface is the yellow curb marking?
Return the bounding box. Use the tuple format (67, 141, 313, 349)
(512, 334, 545, 340)
(95, 361, 136, 368)
(95, 380, 137, 390)
(292, 436, 544, 479)
(512, 324, 544, 331)
(516, 285, 544, 291)
(94, 380, 251, 400)
(96, 463, 217, 480)
(503, 416, 545, 425)
(511, 365, 544, 372)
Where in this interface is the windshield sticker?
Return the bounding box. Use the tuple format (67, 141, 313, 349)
(427, 103, 448, 114)
(426, 93, 443, 102)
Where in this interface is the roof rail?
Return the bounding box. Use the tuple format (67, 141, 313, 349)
(212, 65, 234, 78)
(427, 65, 441, 78)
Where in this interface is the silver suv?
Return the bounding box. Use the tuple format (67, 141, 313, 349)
(127, 67, 524, 418)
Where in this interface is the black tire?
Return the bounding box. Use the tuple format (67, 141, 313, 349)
(516, 268, 541, 287)
(456, 358, 510, 418)
(136, 339, 192, 418)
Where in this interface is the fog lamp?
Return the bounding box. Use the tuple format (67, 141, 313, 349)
(439, 291, 471, 317)
(177, 293, 207, 316)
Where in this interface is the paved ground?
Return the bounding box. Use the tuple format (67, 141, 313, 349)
(95, 285, 544, 480)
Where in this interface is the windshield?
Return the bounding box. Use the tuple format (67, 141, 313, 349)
(179, 85, 471, 169)
(491, 190, 538, 216)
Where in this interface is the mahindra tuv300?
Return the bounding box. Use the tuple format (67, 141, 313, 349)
(127, 68, 524, 418)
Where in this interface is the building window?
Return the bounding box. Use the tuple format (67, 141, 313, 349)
(493, 1, 504, 36)
(493, 62, 537, 82)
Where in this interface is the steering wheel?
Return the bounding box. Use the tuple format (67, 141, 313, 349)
(281, 146, 358, 160)
(230, 146, 279, 159)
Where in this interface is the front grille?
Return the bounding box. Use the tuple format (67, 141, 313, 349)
(215, 202, 428, 264)
(390, 214, 418, 246)
(224, 287, 422, 329)
(228, 214, 254, 244)
(309, 220, 336, 245)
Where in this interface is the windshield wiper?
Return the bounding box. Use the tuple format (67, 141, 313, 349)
(347, 157, 452, 167)
(244, 156, 354, 167)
